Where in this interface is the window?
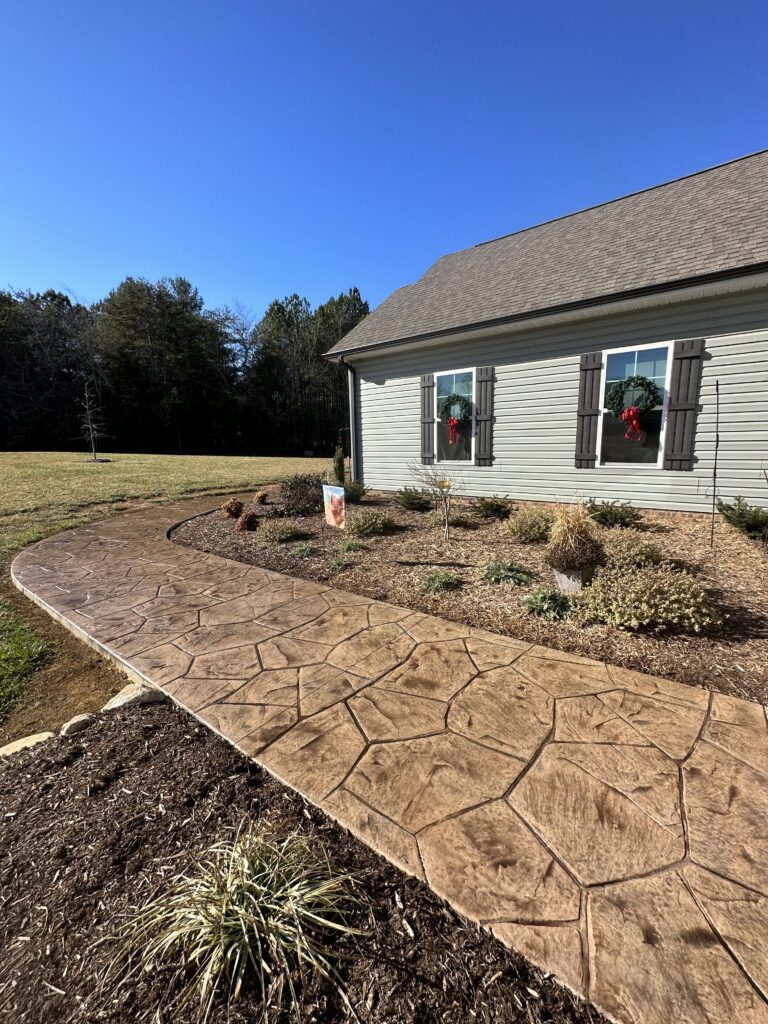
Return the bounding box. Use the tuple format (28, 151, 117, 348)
(597, 343, 671, 467)
(435, 369, 474, 462)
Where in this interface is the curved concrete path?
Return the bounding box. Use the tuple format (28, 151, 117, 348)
(11, 498, 768, 1024)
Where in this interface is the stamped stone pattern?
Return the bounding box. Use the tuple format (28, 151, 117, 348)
(10, 498, 768, 1024)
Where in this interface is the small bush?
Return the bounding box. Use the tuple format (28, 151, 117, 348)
(344, 480, 367, 504)
(603, 529, 664, 569)
(338, 539, 367, 553)
(234, 510, 258, 532)
(280, 473, 324, 516)
(107, 823, 361, 1022)
(545, 501, 603, 572)
(483, 560, 534, 585)
(522, 587, 572, 620)
(333, 445, 345, 486)
(395, 487, 433, 512)
(253, 490, 268, 505)
(506, 507, 553, 544)
(347, 509, 395, 537)
(421, 569, 462, 593)
(577, 565, 719, 633)
(586, 498, 643, 529)
(261, 521, 307, 544)
(330, 555, 354, 573)
(427, 508, 473, 530)
(473, 496, 514, 520)
(717, 495, 768, 541)
(291, 542, 315, 558)
(221, 497, 244, 519)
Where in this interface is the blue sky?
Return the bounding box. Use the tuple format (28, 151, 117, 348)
(2, 1, 767, 318)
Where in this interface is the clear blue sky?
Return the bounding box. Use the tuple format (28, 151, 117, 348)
(2, 1, 767, 318)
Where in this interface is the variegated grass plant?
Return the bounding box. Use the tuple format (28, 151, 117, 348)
(104, 822, 365, 1022)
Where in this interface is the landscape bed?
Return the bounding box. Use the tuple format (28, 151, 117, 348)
(0, 703, 605, 1024)
(172, 488, 768, 704)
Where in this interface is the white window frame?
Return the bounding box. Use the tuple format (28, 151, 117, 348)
(434, 367, 475, 465)
(595, 340, 673, 470)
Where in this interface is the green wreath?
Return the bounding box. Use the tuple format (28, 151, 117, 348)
(605, 375, 661, 420)
(438, 392, 473, 428)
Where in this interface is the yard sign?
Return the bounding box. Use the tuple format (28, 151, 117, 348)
(323, 485, 346, 528)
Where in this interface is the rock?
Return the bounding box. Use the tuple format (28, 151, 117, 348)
(60, 713, 94, 737)
(0, 731, 54, 757)
(101, 682, 169, 711)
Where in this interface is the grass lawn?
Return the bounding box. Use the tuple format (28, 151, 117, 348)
(0, 451, 330, 741)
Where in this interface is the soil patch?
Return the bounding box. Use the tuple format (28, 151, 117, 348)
(0, 703, 605, 1024)
(172, 491, 768, 704)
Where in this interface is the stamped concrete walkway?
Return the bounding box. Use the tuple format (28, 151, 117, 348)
(10, 498, 768, 1024)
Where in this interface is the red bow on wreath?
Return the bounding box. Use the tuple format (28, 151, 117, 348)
(620, 405, 642, 442)
(447, 416, 460, 444)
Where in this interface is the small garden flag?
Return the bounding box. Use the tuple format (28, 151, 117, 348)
(323, 485, 346, 528)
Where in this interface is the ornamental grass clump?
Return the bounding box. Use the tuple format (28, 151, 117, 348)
(235, 510, 259, 532)
(544, 501, 603, 572)
(602, 529, 664, 569)
(347, 509, 395, 537)
(585, 498, 643, 529)
(105, 824, 363, 1023)
(522, 586, 572, 620)
(576, 565, 719, 633)
(253, 490, 268, 505)
(221, 497, 244, 519)
(421, 569, 462, 593)
(483, 560, 533, 585)
(394, 487, 433, 512)
(505, 507, 553, 544)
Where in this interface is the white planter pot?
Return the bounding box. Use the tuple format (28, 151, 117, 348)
(553, 567, 594, 594)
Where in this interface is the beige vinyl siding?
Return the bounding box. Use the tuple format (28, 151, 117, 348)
(354, 289, 768, 512)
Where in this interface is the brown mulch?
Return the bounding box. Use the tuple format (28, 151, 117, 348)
(0, 703, 605, 1024)
(172, 490, 768, 704)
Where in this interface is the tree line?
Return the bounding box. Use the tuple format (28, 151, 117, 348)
(0, 277, 368, 456)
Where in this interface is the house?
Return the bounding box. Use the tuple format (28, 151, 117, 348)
(326, 151, 768, 511)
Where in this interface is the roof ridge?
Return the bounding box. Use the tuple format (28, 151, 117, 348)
(470, 148, 768, 252)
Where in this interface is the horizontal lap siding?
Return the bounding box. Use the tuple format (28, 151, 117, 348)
(356, 289, 768, 511)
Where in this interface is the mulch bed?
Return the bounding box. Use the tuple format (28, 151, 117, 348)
(172, 490, 768, 705)
(0, 703, 605, 1024)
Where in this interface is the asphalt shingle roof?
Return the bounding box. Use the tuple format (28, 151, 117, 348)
(327, 151, 768, 356)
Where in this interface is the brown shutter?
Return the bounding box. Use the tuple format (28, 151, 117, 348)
(663, 338, 705, 471)
(575, 351, 602, 468)
(420, 374, 435, 464)
(474, 366, 495, 466)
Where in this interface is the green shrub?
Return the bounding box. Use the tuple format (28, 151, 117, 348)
(333, 445, 345, 486)
(338, 539, 367, 553)
(347, 509, 395, 536)
(586, 498, 643, 529)
(395, 487, 433, 512)
(261, 521, 307, 544)
(344, 480, 367, 504)
(483, 560, 534, 585)
(330, 555, 354, 573)
(522, 587, 572, 620)
(506, 507, 553, 544)
(221, 497, 244, 519)
(280, 473, 324, 516)
(576, 566, 719, 633)
(716, 495, 768, 541)
(421, 569, 462, 593)
(602, 529, 664, 569)
(291, 542, 315, 558)
(472, 495, 514, 520)
(252, 490, 268, 505)
(427, 508, 473, 530)
(545, 501, 603, 571)
(107, 824, 361, 1022)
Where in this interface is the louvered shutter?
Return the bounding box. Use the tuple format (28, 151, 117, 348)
(420, 374, 435, 464)
(663, 339, 705, 471)
(575, 352, 602, 468)
(474, 366, 495, 466)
